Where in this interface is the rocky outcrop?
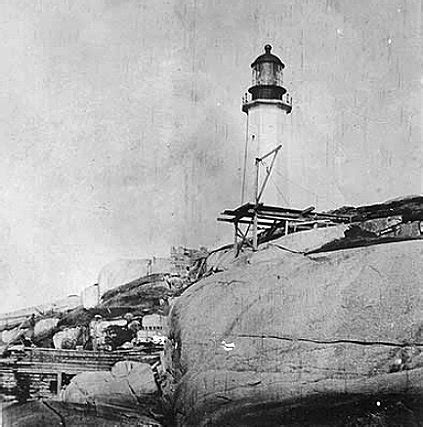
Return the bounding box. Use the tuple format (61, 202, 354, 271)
(100, 273, 173, 315)
(169, 239, 423, 426)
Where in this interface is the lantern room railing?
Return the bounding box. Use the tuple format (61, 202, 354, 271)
(241, 92, 292, 114)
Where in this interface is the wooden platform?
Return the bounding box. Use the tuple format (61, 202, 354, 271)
(219, 203, 350, 227)
(218, 203, 352, 252)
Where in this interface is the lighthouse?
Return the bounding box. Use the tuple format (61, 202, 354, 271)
(219, 46, 349, 253)
(241, 44, 292, 206)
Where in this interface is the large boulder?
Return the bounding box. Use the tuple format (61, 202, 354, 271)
(2, 327, 27, 345)
(61, 361, 158, 409)
(169, 239, 423, 426)
(53, 327, 82, 349)
(33, 318, 59, 339)
(269, 223, 349, 253)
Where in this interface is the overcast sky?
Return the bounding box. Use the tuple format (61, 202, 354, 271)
(0, 0, 421, 312)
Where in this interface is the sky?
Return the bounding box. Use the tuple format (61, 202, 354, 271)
(0, 0, 421, 312)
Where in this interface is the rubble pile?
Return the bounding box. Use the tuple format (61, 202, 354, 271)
(1, 246, 207, 426)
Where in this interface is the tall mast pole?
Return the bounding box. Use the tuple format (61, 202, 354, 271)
(253, 157, 259, 251)
(240, 120, 251, 205)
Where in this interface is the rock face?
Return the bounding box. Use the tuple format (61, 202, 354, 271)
(100, 273, 173, 315)
(169, 240, 423, 426)
(3, 400, 163, 427)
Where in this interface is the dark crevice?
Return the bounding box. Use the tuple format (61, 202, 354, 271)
(236, 334, 423, 348)
(42, 400, 67, 427)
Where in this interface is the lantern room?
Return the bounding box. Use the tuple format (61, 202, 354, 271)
(248, 44, 287, 101)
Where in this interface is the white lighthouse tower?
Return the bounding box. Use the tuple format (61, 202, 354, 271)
(241, 44, 292, 206)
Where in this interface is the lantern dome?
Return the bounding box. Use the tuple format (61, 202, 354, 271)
(251, 44, 285, 69)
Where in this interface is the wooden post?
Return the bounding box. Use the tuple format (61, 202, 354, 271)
(253, 158, 259, 251)
(285, 220, 289, 235)
(253, 213, 258, 251)
(234, 221, 238, 252)
(57, 372, 62, 394)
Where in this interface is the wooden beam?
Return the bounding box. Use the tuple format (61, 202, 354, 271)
(301, 206, 316, 215)
(220, 210, 346, 223)
(222, 203, 350, 221)
(257, 145, 282, 203)
(219, 218, 277, 228)
(258, 144, 282, 161)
